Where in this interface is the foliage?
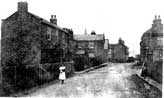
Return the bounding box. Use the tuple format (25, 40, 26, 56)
(127, 56, 135, 62)
(90, 56, 103, 67)
(73, 55, 89, 71)
(1, 14, 42, 95)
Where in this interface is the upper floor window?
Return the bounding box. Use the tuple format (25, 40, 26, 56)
(159, 52, 163, 58)
(55, 29, 59, 37)
(47, 27, 51, 41)
(157, 38, 163, 46)
(89, 53, 95, 58)
(89, 42, 94, 49)
(78, 45, 82, 49)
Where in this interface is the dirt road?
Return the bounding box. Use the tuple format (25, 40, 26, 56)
(27, 63, 161, 98)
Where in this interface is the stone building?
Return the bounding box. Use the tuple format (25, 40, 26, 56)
(1, 1, 74, 65)
(109, 38, 129, 62)
(74, 31, 107, 63)
(140, 15, 163, 83)
(140, 16, 163, 62)
(1, 1, 74, 89)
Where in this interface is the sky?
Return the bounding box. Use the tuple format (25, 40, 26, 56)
(0, 0, 163, 56)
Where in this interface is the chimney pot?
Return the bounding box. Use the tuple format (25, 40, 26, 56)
(51, 15, 53, 19)
(155, 15, 157, 19)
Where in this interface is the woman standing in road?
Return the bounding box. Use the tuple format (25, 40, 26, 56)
(59, 63, 66, 84)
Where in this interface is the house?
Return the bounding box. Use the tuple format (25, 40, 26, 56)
(1, 2, 74, 67)
(74, 31, 107, 63)
(140, 16, 163, 62)
(140, 15, 163, 83)
(109, 38, 129, 62)
(1, 1, 75, 89)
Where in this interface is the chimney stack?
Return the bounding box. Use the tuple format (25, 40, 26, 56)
(152, 15, 163, 33)
(155, 15, 157, 20)
(50, 15, 57, 25)
(158, 15, 161, 23)
(153, 15, 162, 25)
(91, 30, 96, 35)
(118, 38, 124, 44)
(153, 15, 157, 24)
(18, 1, 28, 12)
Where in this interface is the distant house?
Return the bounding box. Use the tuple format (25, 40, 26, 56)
(74, 31, 107, 62)
(109, 38, 129, 62)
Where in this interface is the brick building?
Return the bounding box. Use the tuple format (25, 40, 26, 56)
(74, 31, 107, 63)
(140, 15, 163, 83)
(109, 38, 129, 62)
(1, 1, 75, 89)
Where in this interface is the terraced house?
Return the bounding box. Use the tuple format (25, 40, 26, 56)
(140, 15, 163, 83)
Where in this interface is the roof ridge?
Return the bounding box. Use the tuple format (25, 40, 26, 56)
(28, 12, 66, 32)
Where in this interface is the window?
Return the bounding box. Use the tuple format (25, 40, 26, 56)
(147, 51, 153, 60)
(55, 29, 59, 36)
(108, 49, 111, 54)
(159, 52, 163, 58)
(78, 45, 82, 49)
(89, 42, 94, 49)
(89, 53, 95, 58)
(47, 27, 51, 41)
(157, 38, 163, 46)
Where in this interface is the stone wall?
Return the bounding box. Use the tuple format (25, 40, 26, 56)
(146, 60, 162, 83)
(1, 12, 42, 68)
(1, 11, 43, 92)
(41, 61, 75, 80)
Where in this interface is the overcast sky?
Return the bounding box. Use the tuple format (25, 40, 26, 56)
(0, 0, 163, 56)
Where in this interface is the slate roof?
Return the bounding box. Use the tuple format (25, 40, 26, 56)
(109, 44, 116, 49)
(4, 11, 67, 33)
(109, 43, 128, 49)
(74, 34, 105, 41)
(28, 12, 66, 32)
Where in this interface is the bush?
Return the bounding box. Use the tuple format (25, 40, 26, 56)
(127, 57, 135, 62)
(73, 57, 85, 71)
(90, 56, 103, 67)
(73, 56, 89, 71)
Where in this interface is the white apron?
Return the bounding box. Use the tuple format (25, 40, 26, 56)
(59, 66, 66, 80)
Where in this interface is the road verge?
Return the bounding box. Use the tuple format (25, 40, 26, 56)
(75, 62, 108, 74)
(136, 74, 162, 92)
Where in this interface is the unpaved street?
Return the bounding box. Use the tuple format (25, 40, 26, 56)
(27, 63, 161, 98)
